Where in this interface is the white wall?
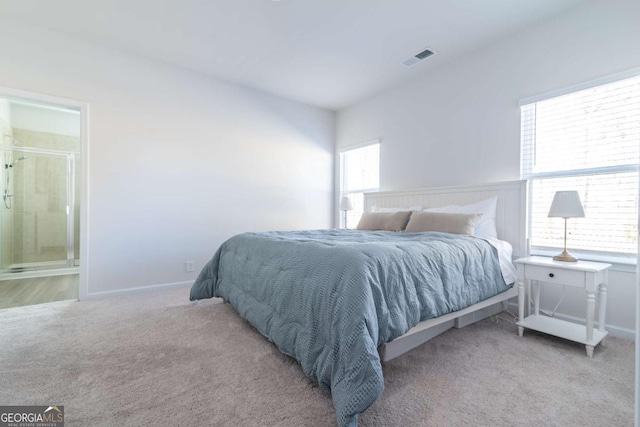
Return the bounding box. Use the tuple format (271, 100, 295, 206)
(0, 21, 334, 296)
(337, 0, 640, 336)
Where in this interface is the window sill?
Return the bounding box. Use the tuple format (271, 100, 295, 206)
(530, 248, 637, 273)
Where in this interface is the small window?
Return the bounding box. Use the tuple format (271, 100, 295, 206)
(520, 74, 640, 260)
(339, 142, 380, 228)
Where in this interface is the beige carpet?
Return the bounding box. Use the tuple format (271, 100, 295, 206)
(0, 286, 634, 426)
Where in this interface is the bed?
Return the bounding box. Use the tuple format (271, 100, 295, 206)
(190, 180, 527, 427)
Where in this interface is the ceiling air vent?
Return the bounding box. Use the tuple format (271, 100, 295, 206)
(401, 47, 435, 68)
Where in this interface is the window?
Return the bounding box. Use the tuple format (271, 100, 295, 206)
(339, 142, 380, 228)
(520, 74, 640, 260)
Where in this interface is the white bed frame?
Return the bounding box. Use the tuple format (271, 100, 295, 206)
(364, 180, 528, 362)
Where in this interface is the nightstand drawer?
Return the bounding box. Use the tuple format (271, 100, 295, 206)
(524, 265, 586, 287)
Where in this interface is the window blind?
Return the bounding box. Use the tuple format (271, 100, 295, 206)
(339, 142, 380, 228)
(521, 75, 640, 257)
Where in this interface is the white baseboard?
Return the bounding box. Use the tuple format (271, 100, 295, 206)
(507, 301, 635, 341)
(84, 280, 194, 300)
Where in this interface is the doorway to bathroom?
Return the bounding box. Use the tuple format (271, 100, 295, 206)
(0, 94, 82, 309)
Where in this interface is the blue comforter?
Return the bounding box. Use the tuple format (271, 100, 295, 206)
(190, 230, 510, 426)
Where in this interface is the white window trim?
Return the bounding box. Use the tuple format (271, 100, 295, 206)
(526, 164, 638, 180)
(338, 139, 380, 154)
(519, 67, 640, 106)
(337, 140, 380, 229)
(530, 247, 636, 272)
(521, 71, 640, 265)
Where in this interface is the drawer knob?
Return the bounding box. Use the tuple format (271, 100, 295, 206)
(549, 273, 555, 278)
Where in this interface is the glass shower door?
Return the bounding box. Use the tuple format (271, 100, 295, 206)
(1, 149, 70, 270)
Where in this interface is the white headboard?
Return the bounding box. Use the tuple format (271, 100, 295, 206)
(364, 180, 529, 258)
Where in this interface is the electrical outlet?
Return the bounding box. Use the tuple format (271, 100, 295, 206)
(185, 261, 194, 273)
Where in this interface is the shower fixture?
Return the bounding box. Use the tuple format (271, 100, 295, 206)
(6, 156, 28, 168)
(3, 154, 28, 209)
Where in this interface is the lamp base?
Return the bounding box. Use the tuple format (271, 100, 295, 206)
(553, 250, 578, 262)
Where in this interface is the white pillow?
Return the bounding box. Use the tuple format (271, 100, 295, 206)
(371, 205, 423, 212)
(425, 196, 498, 239)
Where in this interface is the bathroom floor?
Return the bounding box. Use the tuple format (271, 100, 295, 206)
(0, 274, 78, 309)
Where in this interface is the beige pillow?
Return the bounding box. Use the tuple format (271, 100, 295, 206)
(425, 196, 497, 238)
(405, 211, 482, 235)
(356, 211, 412, 232)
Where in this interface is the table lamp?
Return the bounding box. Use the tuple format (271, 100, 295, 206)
(339, 196, 353, 229)
(548, 190, 585, 262)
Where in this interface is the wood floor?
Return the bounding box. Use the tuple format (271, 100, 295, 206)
(0, 274, 79, 309)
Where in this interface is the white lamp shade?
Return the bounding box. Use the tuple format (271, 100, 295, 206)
(339, 196, 354, 211)
(548, 191, 585, 218)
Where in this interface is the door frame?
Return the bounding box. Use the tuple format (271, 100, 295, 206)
(0, 85, 89, 300)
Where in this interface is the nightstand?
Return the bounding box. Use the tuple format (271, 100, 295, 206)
(514, 256, 611, 358)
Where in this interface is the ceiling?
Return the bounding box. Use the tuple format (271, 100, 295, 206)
(0, 0, 589, 111)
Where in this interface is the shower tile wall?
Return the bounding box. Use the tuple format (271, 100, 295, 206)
(10, 128, 79, 265)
